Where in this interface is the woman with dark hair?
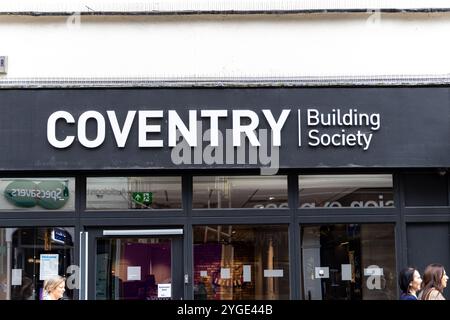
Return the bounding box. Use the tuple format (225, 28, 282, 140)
(420, 264, 448, 300)
(399, 267, 422, 300)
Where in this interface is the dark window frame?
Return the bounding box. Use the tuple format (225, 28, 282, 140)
(0, 169, 448, 300)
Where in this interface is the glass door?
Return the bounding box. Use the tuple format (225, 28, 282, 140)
(87, 229, 184, 300)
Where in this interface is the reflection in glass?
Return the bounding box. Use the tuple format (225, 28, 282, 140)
(0, 178, 75, 211)
(0, 227, 75, 300)
(193, 176, 288, 209)
(193, 225, 290, 300)
(404, 173, 449, 206)
(301, 224, 396, 300)
(299, 174, 394, 208)
(86, 177, 182, 210)
(96, 238, 171, 300)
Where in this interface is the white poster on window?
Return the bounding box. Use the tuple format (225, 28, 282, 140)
(243, 265, 251, 282)
(314, 267, 329, 279)
(39, 254, 59, 280)
(263, 269, 284, 278)
(158, 284, 172, 298)
(364, 267, 383, 276)
(341, 264, 352, 281)
(11, 269, 22, 286)
(221, 268, 231, 279)
(127, 266, 141, 281)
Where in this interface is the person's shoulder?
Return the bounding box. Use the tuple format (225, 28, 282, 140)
(400, 293, 417, 300)
(429, 289, 445, 300)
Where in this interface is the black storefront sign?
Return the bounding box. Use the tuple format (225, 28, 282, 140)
(0, 87, 449, 170)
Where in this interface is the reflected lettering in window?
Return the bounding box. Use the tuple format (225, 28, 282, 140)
(299, 174, 394, 208)
(193, 176, 288, 209)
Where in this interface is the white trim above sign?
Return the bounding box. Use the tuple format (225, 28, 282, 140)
(0, 0, 449, 14)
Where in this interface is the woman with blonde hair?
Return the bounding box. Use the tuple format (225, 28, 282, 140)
(420, 264, 448, 300)
(43, 275, 66, 300)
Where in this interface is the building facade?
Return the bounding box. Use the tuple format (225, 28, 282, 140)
(0, 1, 449, 301)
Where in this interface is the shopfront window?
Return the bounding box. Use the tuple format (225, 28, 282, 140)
(0, 227, 75, 300)
(403, 173, 448, 206)
(0, 178, 75, 211)
(301, 224, 396, 300)
(193, 176, 288, 209)
(86, 177, 182, 210)
(299, 174, 394, 208)
(193, 225, 290, 300)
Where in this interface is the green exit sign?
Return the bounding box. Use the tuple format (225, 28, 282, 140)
(132, 192, 152, 205)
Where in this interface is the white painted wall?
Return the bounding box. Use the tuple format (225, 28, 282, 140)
(1, 12, 450, 79)
(2, 0, 450, 13)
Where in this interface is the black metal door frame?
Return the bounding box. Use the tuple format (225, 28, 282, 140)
(86, 228, 184, 300)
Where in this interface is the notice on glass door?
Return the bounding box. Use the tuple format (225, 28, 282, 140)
(127, 266, 141, 281)
(11, 269, 22, 286)
(39, 254, 59, 280)
(158, 284, 172, 298)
